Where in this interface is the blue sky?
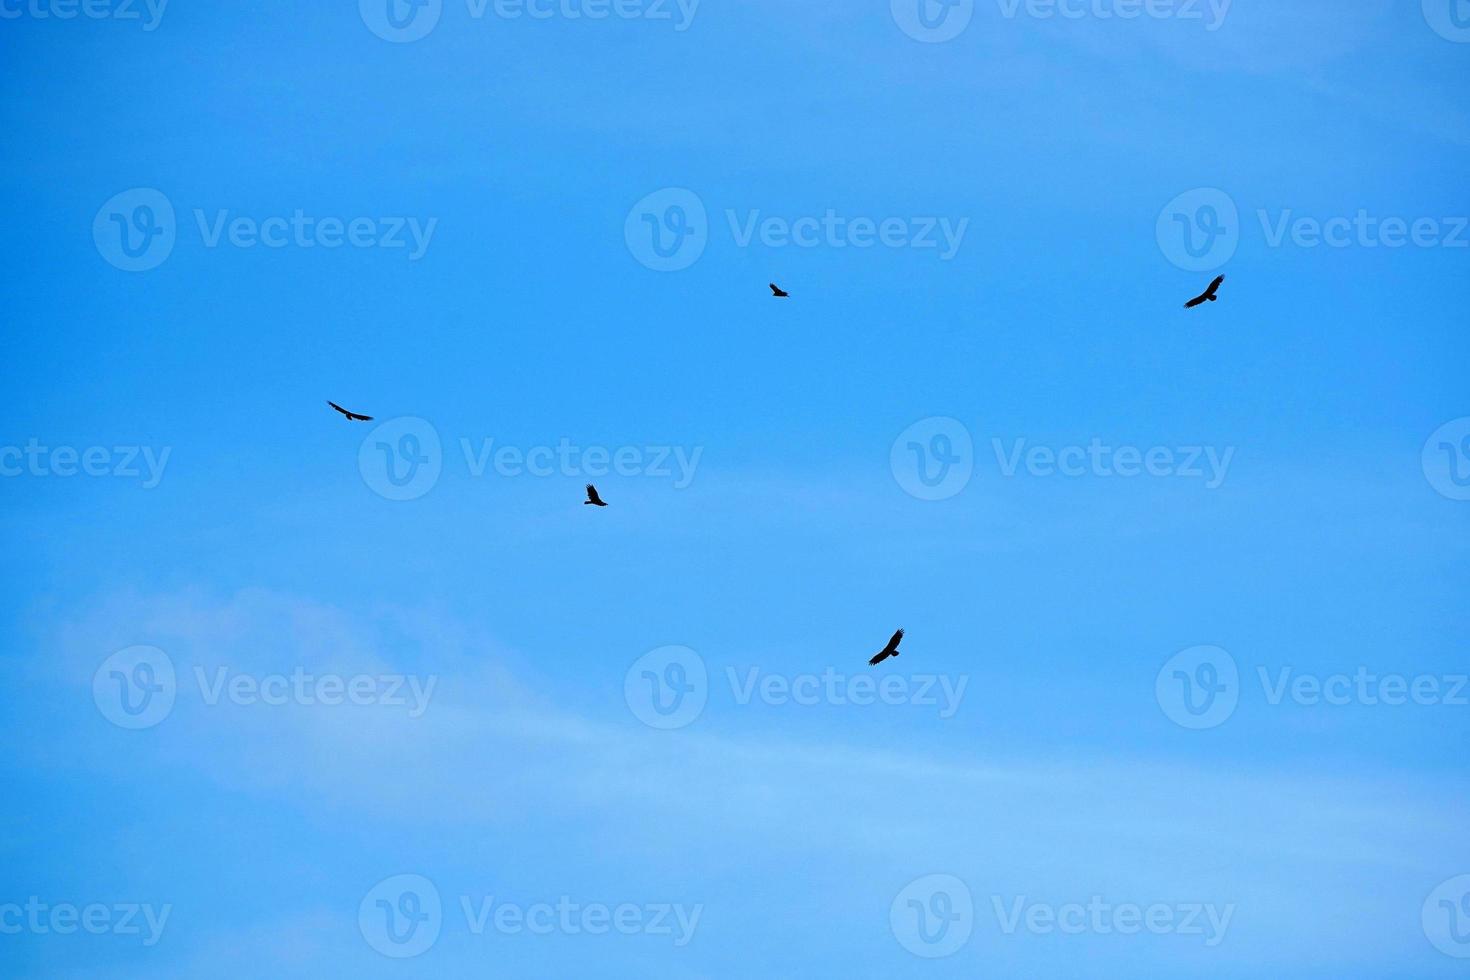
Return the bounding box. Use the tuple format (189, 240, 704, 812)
(1, 0, 1468, 976)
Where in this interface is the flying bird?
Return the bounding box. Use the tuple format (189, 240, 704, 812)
(868, 628, 905, 667)
(327, 400, 374, 422)
(584, 484, 608, 507)
(769, 283, 790, 298)
(1184, 275, 1225, 309)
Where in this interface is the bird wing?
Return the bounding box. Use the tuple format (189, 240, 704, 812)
(1207, 274, 1225, 295)
(327, 400, 348, 415)
(769, 283, 782, 294)
(885, 628, 904, 653)
(869, 650, 889, 666)
(586, 484, 601, 503)
(350, 412, 374, 421)
(1184, 295, 1206, 308)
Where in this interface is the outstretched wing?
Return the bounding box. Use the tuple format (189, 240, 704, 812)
(586, 484, 603, 505)
(884, 628, 905, 654)
(869, 650, 890, 666)
(327, 400, 349, 416)
(1208, 274, 1225, 293)
(769, 283, 785, 296)
(350, 412, 374, 421)
(1184, 294, 1206, 308)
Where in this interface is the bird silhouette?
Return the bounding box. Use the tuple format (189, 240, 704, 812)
(769, 283, 790, 298)
(584, 484, 608, 507)
(327, 400, 374, 421)
(1184, 275, 1225, 309)
(868, 628, 905, 667)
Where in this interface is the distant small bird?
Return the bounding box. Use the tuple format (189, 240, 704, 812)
(769, 283, 790, 298)
(584, 484, 608, 507)
(868, 628, 905, 667)
(327, 400, 374, 421)
(1184, 275, 1225, 309)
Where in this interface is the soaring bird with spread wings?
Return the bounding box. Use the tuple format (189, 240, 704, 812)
(769, 283, 790, 298)
(327, 400, 374, 421)
(1184, 275, 1225, 309)
(868, 628, 905, 667)
(584, 484, 608, 507)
